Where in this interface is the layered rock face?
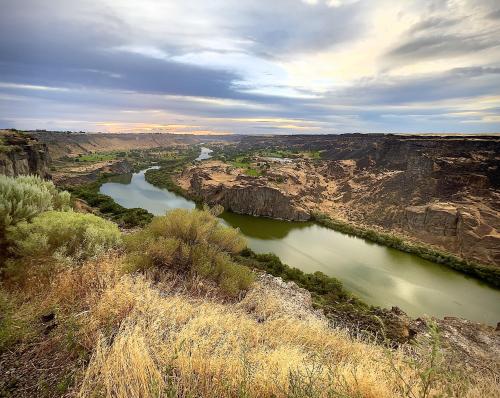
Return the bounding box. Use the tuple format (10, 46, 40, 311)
(182, 163, 310, 221)
(0, 130, 51, 178)
(403, 203, 500, 265)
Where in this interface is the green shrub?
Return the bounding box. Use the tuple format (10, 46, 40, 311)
(0, 174, 71, 230)
(125, 208, 253, 297)
(7, 211, 122, 263)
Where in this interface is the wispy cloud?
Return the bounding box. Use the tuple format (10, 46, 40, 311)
(0, 0, 499, 133)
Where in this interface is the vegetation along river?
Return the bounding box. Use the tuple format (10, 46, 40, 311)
(101, 165, 500, 325)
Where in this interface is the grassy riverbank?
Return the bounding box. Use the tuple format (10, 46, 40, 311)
(311, 212, 500, 288)
(67, 178, 153, 227)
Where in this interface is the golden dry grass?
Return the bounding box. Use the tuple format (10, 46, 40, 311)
(31, 257, 492, 398)
(78, 274, 397, 398)
(3, 254, 499, 397)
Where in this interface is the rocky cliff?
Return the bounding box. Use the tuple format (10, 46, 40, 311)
(179, 134, 500, 267)
(182, 163, 310, 221)
(0, 130, 51, 177)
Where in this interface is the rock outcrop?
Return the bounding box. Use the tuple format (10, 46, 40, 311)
(52, 159, 133, 187)
(185, 164, 310, 221)
(0, 130, 51, 178)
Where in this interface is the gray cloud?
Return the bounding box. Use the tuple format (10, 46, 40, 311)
(0, 0, 499, 133)
(387, 33, 499, 60)
(486, 9, 500, 19)
(326, 67, 500, 105)
(408, 17, 460, 34)
(223, 0, 367, 57)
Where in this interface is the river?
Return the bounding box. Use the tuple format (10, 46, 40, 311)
(100, 160, 500, 325)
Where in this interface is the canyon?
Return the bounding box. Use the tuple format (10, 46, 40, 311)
(178, 134, 500, 268)
(5, 130, 500, 268)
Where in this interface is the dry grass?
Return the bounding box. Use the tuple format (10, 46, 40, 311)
(36, 257, 491, 398)
(2, 253, 499, 397)
(78, 274, 398, 398)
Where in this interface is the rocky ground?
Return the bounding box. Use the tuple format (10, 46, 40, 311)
(252, 273, 500, 375)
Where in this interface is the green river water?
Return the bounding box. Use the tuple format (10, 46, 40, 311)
(100, 167, 500, 325)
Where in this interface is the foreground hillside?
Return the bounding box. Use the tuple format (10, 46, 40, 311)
(1, 175, 499, 397)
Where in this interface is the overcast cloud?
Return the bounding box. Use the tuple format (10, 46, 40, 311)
(0, 0, 499, 133)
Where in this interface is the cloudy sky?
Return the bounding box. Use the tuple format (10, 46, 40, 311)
(0, 0, 499, 134)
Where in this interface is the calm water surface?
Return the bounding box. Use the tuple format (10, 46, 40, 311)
(195, 147, 213, 161)
(101, 167, 500, 325)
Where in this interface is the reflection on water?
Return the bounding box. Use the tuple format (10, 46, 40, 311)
(100, 168, 195, 214)
(195, 147, 213, 161)
(105, 173, 133, 185)
(219, 211, 313, 240)
(100, 166, 500, 325)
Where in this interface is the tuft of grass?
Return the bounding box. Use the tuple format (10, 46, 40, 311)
(0, 292, 35, 351)
(125, 208, 254, 297)
(243, 168, 261, 177)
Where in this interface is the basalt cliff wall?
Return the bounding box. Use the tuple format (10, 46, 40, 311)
(188, 168, 310, 221)
(0, 130, 51, 178)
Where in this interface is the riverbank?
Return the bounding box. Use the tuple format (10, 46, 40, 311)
(311, 212, 500, 288)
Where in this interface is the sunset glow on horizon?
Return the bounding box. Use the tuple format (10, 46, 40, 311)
(1, 0, 499, 134)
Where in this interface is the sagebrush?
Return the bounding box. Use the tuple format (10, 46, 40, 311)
(125, 208, 253, 297)
(7, 210, 122, 263)
(0, 174, 71, 230)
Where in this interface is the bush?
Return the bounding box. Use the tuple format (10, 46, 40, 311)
(6, 211, 122, 263)
(0, 174, 70, 230)
(125, 208, 253, 297)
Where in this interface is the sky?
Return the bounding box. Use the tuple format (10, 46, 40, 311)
(0, 0, 499, 134)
